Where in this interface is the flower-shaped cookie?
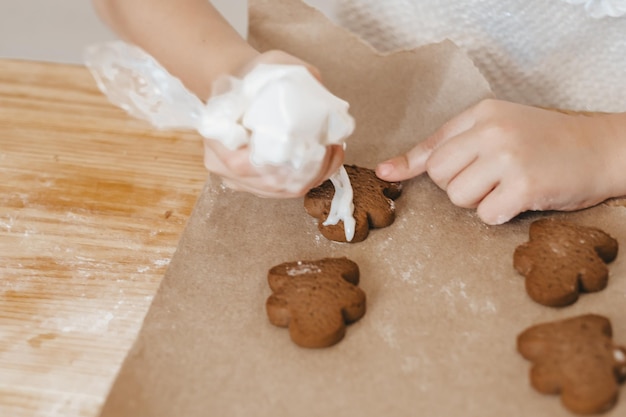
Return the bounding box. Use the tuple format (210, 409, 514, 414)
(304, 165, 403, 243)
(517, 314, 626, 414)
(513, 218, 618, 307)
(265, 257, 366, 348)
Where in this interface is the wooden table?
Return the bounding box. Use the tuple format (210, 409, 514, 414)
(0, 59, 207, 416)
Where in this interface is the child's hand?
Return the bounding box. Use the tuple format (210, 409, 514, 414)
(92, 0, 344, 198)
(376, 99, 625, 224)
(203, 139, 344, 198)
(202, 50, 344, 198)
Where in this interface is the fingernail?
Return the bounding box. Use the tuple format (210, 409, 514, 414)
(377, 162, 394, 177)
(492, 214, 511, 225)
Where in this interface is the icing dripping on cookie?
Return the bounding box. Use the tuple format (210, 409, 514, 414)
(615, 347, 626, 378)
(323, 166, 356, 241)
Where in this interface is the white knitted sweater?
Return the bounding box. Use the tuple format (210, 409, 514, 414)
(331, 0, 626, 112)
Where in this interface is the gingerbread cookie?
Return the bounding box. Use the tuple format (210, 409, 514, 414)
(265, 257, 366, 348)
(513, 218, 618, 307)
(517, 314, 626, 415)
(304, 165, 402, 243)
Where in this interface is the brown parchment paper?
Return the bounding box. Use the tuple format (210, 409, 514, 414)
(99, 1, 626, 416)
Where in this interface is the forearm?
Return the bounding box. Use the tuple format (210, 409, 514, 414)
(93, 0, 258, 99)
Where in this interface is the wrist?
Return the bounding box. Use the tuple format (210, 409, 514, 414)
(586, 113, 626, 199)
(602, 113, 626, 198)
(193, 41, 259, 99)
(220, 43, 260, 78)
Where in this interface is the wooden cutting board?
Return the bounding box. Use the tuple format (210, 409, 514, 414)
(0, 59, 207, 416)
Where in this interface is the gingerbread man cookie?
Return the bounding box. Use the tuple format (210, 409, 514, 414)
(513, 218, 619, 307)
(517, 314, 626, 415)
(304, 165, 402, 243)
(265, 257, 366, 348)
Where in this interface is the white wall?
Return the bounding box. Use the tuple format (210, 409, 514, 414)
(0, 0, 335, 64)
(0, 1, 116, 63)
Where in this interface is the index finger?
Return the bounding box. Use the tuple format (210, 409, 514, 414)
(376, 102, 479, 182)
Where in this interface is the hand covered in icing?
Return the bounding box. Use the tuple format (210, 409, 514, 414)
(89, 1, 351, 198)
(203, 139, 344, 198)
(202, 50, 350, 198)
(375, 99, 626, 224)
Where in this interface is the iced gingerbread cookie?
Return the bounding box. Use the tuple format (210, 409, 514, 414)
(304, 165, 402, 243)
(513, 218, 619, 307)
(265, 257, 366, 348)
(517, 314, 626, 415)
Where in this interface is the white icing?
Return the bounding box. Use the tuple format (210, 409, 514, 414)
(323, 166, 356, 242)
(203, 64, 355, 170)
(286, 262, 322, 276)
(84, 42, 355, 192)
(243, 65, 354, 168)
(615, 348, 626, 379)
